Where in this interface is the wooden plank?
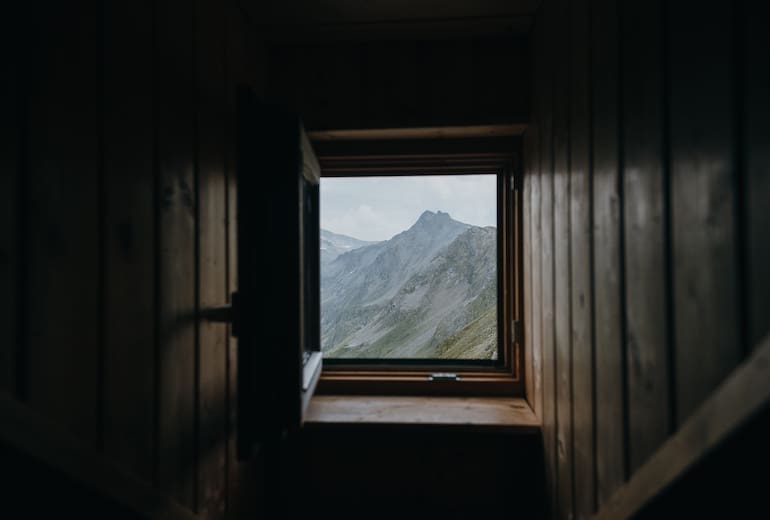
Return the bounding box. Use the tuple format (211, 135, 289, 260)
(224, 15, 241, 511)
(157, 0, 196, 507)
(523, 134, 534, 412)
(619, 0, 670, 472)
(745, 2, 770, 351)
(569, 0, 595, 516)
(248, 0, 540, 27)
(319, 44, 364, 130)
(551, 0, 574, 517)
(25, 1, 101, 447)
(0, 392, 197, 520)
(306, 396, 540, 432)
(595, 333, 770, 520)
(0, 5, 18, 395)
(539, 9, 558, 512)
(590, 0, 626, 505)
(195, 0, 228, 516)
(530, 125, 543, 422)
(307, 124, 526, 141)
(528, 18, 544, 425)
(668, 0, 741, 422)
(102, 0, 156, 482)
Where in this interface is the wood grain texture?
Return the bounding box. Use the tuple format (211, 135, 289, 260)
(595, 333, 770, 520)
(530, 125, 544, 422)
(668, 0, 741, 423)
(523, 134, 534, 412)
(539, 8, 558, 511)
(590, 0, 626, 504)
(308, 124, 526, 141)
(25, 0, 101, 447)
(620, 0, 670, 472)
(306, 396, 539, 432)
(0, 7, 18, 395)
(102, 0, 156, 482)
(157, 0, 197, 507)
(568, 0, 595, 516)
(744, 2, 770, 351)
(195, 0, 228, 515)
(267, 38, 528, 131)
(551, 0, 574, 517)
(0, 393, 197, 520)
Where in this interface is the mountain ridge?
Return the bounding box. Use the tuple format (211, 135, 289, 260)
(321, 210, 497, 360)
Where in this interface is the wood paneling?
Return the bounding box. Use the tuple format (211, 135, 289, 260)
(744, 2, 770, 351)
(0, 4, 19, 395)
(619, 0, 670, 472)
(6, 0, 262, 515)
(590, 0, 626, 504)
(527, 0, 769, 517)
(668, 0, 741, 422)
(539, 8, 558, 509)
(25, 0, 101, 446)
(596, 334, 770, 519)
(157, 0, 197, 507)
(102, 0, 156, 481)
(523, 133, 534, 413)
(267, 37, 528, 131)
(551, 0, 573, 516)
(195, 0, 228, 515)
(0, 393, 197, 520)
(568, 0, 595, 517)
(530, 121, 543, 422)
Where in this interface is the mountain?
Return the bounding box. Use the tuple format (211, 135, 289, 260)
(321, 210, 497, 360)
(320, 229, 379, 264)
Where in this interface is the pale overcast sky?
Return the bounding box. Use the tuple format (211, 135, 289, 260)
(320, 175, 497, 242)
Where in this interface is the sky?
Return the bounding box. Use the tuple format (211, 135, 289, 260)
(320, 174, 497, 242)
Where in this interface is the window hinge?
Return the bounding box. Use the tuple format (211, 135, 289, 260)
(427, 373, 460, 382)
(512, 320, 522, 344)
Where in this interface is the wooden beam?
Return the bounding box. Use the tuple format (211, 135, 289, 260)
(594, 333, 770, 520)
(308, 124, 526, 142)
(0, 393, 196, 520)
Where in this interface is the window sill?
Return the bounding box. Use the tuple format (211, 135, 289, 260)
(304, 395, 540, 433)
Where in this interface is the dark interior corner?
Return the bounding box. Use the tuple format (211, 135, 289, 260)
(1, 0, 768, 518)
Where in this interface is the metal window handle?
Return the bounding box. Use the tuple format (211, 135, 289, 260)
(200, 305, 232, 322)
(200, 292, 239, 337)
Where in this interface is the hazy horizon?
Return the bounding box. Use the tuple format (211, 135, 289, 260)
(320, 175, 497, 242)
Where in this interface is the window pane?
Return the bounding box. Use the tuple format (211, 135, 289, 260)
(320, 175, 498, 360)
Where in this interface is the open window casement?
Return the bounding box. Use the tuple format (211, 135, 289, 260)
(236, 89, 322, 460)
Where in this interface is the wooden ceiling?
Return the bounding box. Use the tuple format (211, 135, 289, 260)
(242, 0, 540, 41)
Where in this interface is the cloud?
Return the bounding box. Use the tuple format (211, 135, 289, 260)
(320, 175, 496, 241)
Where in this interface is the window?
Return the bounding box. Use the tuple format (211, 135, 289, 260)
(315, 149, 523, 396)
(320, 174, 499, 361)
(235, 92, 524, 460)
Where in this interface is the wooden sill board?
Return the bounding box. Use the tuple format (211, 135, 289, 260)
(305, 396, 540, 433)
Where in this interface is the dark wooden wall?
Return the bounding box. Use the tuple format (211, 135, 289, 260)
(0, 1, 265, 517)
(265, 37, 529, 130)
(522, 0, 770, 518)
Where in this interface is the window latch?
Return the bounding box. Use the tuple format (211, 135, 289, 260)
(427, 373, 460, 382)
(200, 292, 240, 337)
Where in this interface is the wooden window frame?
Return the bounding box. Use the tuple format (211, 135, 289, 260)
(314, 147, 524, 397)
